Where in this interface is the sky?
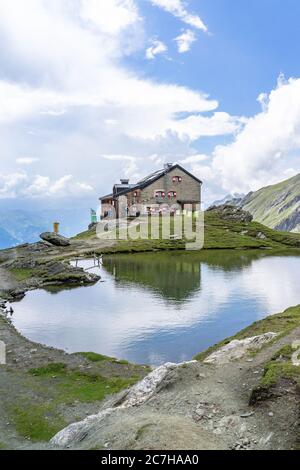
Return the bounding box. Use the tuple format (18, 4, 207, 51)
(1, 0, 300, 210)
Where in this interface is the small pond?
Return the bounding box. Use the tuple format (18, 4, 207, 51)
(11, 250, 300, 366)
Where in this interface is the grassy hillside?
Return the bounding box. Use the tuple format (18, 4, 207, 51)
(241, 173, 300, 232)
(74, 209, 300, 253)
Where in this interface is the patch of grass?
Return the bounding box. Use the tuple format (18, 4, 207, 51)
(9, 267, 35, 281)
(76, 352, 115, 362)
(75, 352, 130, 365)
(73, 228, 96, 240)
(195, 305, 300, 361)
(0, 442, 7, 450)
(28, 364, 139, 404)
(10, 404, 66, 442)
(29, 363, 67, 376)
(260, 345, 300, 388)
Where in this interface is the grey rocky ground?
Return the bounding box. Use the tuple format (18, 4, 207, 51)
(50, 331, 300, 451)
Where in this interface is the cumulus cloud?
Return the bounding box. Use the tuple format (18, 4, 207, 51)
(150, 0, 208, 32)
(0, 172, 93, 199)
(212, 76, 300, 193)
(175, 29, 196, 53)
(169, 112, 245, 140)
(145, 39, 168, 59)
(0, 0, 241, 203)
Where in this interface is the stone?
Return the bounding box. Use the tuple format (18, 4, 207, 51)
(40, 232, 71, 247)
(240, 412, 254, 418)
(51, 361, 198, 448)
(204, 332, 278, 365)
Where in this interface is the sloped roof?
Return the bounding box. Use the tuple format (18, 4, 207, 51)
(100, 164, 202, 200)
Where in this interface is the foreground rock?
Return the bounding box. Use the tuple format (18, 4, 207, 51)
(40, 232, 71, 247)
(51, 361, 226, 450)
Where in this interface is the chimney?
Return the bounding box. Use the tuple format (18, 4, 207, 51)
(164, 163, 173, 170)
(120, 179, 129, 185)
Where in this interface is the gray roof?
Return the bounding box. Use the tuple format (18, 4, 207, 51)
(100, 164, 202, 200)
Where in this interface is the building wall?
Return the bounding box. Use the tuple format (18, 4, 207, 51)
(140, 167, 201, 211)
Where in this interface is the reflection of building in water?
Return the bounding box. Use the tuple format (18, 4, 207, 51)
(102, 253, 202, 303)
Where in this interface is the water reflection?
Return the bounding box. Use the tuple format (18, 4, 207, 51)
(11, 250, 300, 366)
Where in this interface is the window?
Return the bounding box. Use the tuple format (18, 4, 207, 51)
(172, 176, 182, 183)
(168, 191, 177, 198)
(155, 191, 165, 198)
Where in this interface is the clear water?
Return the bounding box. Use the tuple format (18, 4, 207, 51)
(11, 251, 300, 366)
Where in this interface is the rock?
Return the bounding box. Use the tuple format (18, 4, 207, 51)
(240, 412, 254, 418)
(40, 232, 71, 247)
(204, 332, 278, 365)
(257, 232, 267, 240)
(51, 361, 199, 448)
(207, 204, 253, 223)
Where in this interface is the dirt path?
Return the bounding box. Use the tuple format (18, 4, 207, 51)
(48, 327, 300, 451)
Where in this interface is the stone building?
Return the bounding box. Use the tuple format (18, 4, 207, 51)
(100, 163, 202, 219)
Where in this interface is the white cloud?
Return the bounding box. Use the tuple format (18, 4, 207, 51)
(80, 0, 140, 35)
(150, 0, 208, 32)
(169, 112, 245, 140)
(0, 0, 243, 203)
(0, 172, 93, 199)
(212, 76, 300, 193)
(146, 39, 168, 59)
(175, 29, 196, 53)
(16, 157, 39, 165)
(0, 173, 28, 199)
(100, 154, 140, 179)
(179, 154, 209, 164)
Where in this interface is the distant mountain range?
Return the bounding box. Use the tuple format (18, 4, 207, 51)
(212, 173, 300, 233)
(211, 193, 245, 208)
(0, 208, 91, 249)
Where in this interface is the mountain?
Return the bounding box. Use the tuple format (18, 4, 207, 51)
(0, 208, 91, 249)
(210, 193, 245, 208)
(0, 227, 19, 249)
(240, 173, 300, 232)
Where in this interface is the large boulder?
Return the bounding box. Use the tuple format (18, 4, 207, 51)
(207, 204, 253, 223)
(40, 232, 71, 247)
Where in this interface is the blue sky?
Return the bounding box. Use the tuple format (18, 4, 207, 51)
(1, 0, 300, 210)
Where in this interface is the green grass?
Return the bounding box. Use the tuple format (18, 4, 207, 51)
(9, 267, 35, 281)
(7, 361, 141, 442)
(0, 442, 7, 450)
(195, 305, 300, 362)
(260, 345, 300, 388)
(76, 352, 115, 362)
(10, 404, 66, 442)
(75, 352, 130, 364)
(242, 173, 300, 230)
(29, 363, 67, 376)
(74, 211, 300, 255)
(28, 363, 139, 404)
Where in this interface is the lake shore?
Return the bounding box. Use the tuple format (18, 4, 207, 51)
(1, 296, 300, 450)
(1, 208, 300, 449)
